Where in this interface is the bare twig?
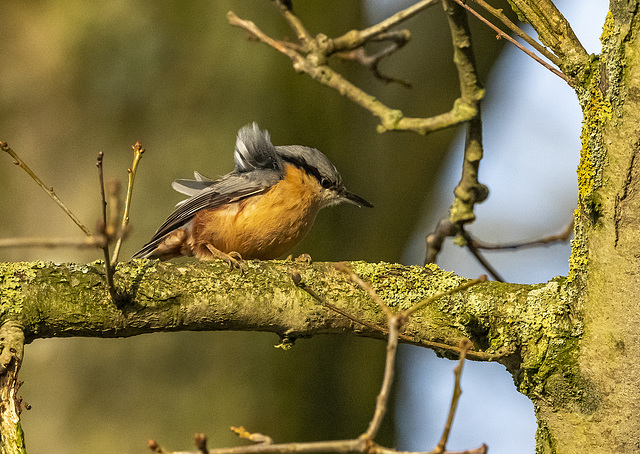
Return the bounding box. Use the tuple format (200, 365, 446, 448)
(424, 1, 492, 268)
(332, 0, 440, 49)
(1, 141, 93, 237)
(231, 426, 274, 445)
(361, 315, 401, 441)
(227, 10, 478, 134)
(148, 439, 171, 454)
(0, 236, 106, 249)
(457, 228, 505, 282)
(97, 152, 118, 302)
(270, 0, 312, 45)
(111, 141, 144, 264)
(336, 31, 413, 88)
(292, 271, 388, 335)
(195, 433, 209, 454)
(468, 0, 561, 66)
(294, 271, 495, 361)
(472, 218, 574, 250)
(434, 340, 473, 454)
(198, 441, 487, 454)
(105, 180, 122, 239)
(450, 0, 570, 84)
(444, 0, 488, 227)
(425, 218, 459, 265)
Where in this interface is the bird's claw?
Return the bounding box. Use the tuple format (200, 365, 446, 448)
(226, 251, 245, 272)
(286, 253, 312, 264)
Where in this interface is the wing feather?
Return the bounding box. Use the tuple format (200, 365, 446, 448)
(132, 171, 280, 258)
(233, 123, 283, 173)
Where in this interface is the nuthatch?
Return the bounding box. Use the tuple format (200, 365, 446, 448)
(133, 123, 372, 267)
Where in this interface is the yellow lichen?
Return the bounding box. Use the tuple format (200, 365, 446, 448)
(577, 65, 611, 215)
(600, 10, 614, 43)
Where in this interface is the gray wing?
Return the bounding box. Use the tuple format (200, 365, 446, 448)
(171, 171, 215, 197)
(132, 170, 280, 259)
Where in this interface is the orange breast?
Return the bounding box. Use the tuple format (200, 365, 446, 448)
(189, 164, 322, 259)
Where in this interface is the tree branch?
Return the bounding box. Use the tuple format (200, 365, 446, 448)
(1, 259, 571, 370)
(226, 7, 478, 134)
(451, 0, 570, 84)
(469, 0, 561, 66)
(506, 0, 589, 77)
(0, 321, 26, 454)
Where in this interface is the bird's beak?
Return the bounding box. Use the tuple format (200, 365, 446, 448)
(342, 190, 373, 208)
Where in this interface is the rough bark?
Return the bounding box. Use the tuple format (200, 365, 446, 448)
(525, 2, 640, 453)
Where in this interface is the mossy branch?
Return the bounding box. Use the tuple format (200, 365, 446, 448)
(2, 260, 574, 371)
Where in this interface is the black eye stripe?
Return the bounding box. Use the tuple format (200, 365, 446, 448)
(281, 155, 335, 188)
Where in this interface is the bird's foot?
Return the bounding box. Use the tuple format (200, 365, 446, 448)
(201, 244, 245, 272)
(286, 253, 312, 264)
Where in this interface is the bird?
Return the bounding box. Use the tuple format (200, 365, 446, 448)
(133, 123, 372, 268)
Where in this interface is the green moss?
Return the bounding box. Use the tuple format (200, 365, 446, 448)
(0, 262, 45, 319)
(355, 262, 464, 311)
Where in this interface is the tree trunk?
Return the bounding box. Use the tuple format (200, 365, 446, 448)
(530, 4, 640, 452)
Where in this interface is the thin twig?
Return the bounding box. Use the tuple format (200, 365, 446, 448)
(425, 218, 459, 265)
(472, 218, 574, 250)
(450, 0, 570, 84)
(459, 228, 505, 282)
(292, 272, 388, 335)
(272, 1, 415, 86)
(97, 152, 118, 302)
(333, 0, 441, 49)
(293, 272, 496, 361)
(148, 440, 171, 454)
(336, 31, 413, 88)
(270, 0, 312, 46)
(195, 433, 209, 454)
(424, 2, 490, 268)
(361, 315, 400, 441)
(468, 0, 561, 66)
(111, 141, 144, 264)
(1, 141, 93, 237)
(0, 237, 105, 249)
(106, 180, 122, 239)
(434, 340, 473, 454)
(231, 427, 274, 445)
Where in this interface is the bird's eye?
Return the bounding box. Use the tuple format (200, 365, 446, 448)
(320, 178, 332, 189)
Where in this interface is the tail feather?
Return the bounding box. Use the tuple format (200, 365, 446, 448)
(132, 228, 190, 260)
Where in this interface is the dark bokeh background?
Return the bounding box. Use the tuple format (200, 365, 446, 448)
(0, 1, 511, 452)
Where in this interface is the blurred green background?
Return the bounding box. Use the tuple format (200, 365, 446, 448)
(0, 0, 509, 452)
